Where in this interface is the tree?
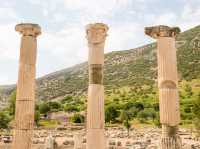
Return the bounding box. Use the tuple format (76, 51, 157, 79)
(39, 102, 51, 114)
(134, 101, 144, 111)
(184, 84, 193, 98)
(34, 110, 40, 126)
(0, 111, 11, 129)
(123, 120, 131, 136)
(120, 110, 131, 136)
(128, 107, 138, 118)
(152, 102, 159, 112)
(105, 103, 119, 123)
(137, 109, 151, 123)
(8, 90, 16, 116)
(153, 112, 161, 127)
(146, 108, 157, 121)
(192, 92, 200, 119)
(192, 92, 200, 136)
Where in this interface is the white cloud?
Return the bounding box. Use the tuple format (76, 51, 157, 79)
(63, 0, 132, 18)
(42, 8, 49, 17)
(0, 0, 200, 84)
(36, 25, 87, 76)
(64, 0, 116, 14)
(51, 13, 66, 23)
(154, 13, 177, 26)
(36, 22, 148, 78)
(0, 7, 18, 21)
(179, 1, 200, 30)
(0, 24, 19, 60)
(0, 23, 20, 84)
(106, 23, 147, 52)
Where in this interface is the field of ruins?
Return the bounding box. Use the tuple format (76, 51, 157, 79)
(0, 126, 200, 148)
(1, 1, 200, 149)
(0, 23, 199, 149)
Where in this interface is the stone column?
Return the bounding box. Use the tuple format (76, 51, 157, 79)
(145, 25, 182, 149)
(85, 23, 109, 149)
(74, 133, 83, 149)
(12, 23, 41, 149)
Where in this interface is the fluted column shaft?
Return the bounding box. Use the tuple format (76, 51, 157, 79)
(145, 25, 182, 149)
(157, 37, 180, 125)
(86, 23, 109, 149)
(12, 23, 41, 149)
(74, 133, 83, 149)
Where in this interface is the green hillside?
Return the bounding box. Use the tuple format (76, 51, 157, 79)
(0, 25, 200, 128)
(0, 25, 200, 102)
(34, 25, 200, 101)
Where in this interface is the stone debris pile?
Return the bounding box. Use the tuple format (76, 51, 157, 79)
(0, 127, 199, 149)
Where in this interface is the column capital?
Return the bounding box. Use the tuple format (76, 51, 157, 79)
(15, 23, 41, 37)
(145, 25, 180, 39)
(86, 23, 109, 44)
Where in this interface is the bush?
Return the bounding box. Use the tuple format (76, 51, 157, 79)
(192, 93, 200, 136)
(61, 96, 73, 103)
(64, 104, 80, 112)
(105, 103, 120, 123)
(34, 110, 40, 126)
(184, 84, 193, 98)
(0, 111, 11, 129)
(153, 112, 161, 127)
(71, 113, 84, 123)
(39, 102, 51, 114)
(8, 91, 16, 116)
(49, 101, 62, 111)
(137, 108, 156, 122)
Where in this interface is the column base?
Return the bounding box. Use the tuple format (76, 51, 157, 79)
(160, 125, 182, 149)
(74, 133, 83, 149)
(86, 129, 105, 149)
(11, 129, 33, 149)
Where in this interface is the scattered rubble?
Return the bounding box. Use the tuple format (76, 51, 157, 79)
(0, 127, 200, 149)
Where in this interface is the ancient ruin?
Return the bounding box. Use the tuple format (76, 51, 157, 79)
(74, 133, 83, 149)
(85, 23, 109, 149)
(11, 23, 41, 149)
(0, 22, 198, 149)
(145, 25, 182, 149)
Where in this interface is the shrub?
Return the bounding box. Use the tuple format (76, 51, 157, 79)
(0, 111, 11, 129)
(192, 93, 200, 136)
(39, 102, 51, 114)
(64, 104, 80, 112)
(34, 110, 40, 126)
(71, 113, 84, 123)
(61, 96, 73, 103)
(105, 103, 120, 123)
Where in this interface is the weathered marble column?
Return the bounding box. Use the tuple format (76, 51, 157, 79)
(85, 23, 109, 149)
(74, 133, 83, 149)
(145, 25, 182, 149)
(12, 23, 41, 149)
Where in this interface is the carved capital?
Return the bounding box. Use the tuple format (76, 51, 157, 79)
(15, 23, 41, 37)
(145, 25, 180, 39)
(86, 23, 109, 44)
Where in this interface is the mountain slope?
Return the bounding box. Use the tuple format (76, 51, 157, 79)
(0, 25, 200, 104)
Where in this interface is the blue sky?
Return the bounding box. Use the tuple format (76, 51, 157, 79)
(0, 0, 199, 84)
